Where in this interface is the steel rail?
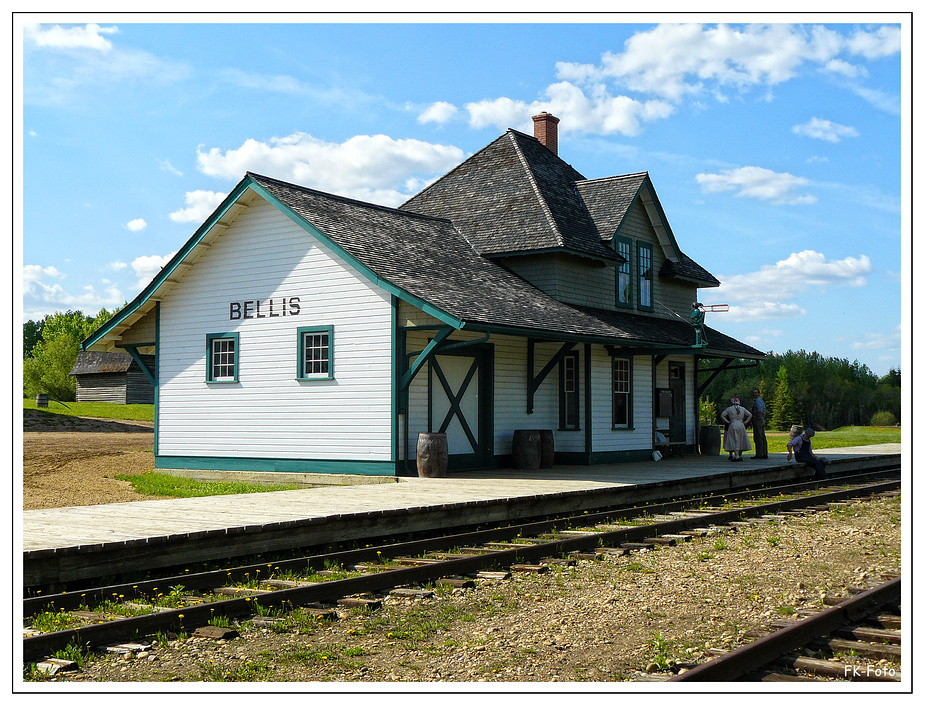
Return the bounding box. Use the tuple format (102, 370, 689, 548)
(23, 478, 899, 663)
(669, 576, 902, 682)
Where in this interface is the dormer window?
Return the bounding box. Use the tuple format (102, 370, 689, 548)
(637, 242, 653, 310)
(614, 236, 632, 308)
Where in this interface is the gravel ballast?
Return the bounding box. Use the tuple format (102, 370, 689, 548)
(32, 495, 901, 684)
(22, 412, 902, 684)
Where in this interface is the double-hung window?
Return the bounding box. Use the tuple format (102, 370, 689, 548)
(612, 356, 632, 429)
(614, 236, 632, 307)
(206, 333, 239, 383)
(637, 242, 653, 310)
(297, 326, 334, 380)
(559, 352, 580, 431)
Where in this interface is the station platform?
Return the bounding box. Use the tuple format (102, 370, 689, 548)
(21, 444, 900, 588)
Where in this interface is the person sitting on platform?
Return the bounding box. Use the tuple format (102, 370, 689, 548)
(787, 427, 827, 480)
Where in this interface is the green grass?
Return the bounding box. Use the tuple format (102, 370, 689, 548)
(115, 472, 302, 499)
(766, 426, 900, 453)
(23, 398, 154, 422)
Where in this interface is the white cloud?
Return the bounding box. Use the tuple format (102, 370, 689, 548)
(108, 261, 128, 272)
(851, 326, 901, 351)
(22, 265, 123, 320)
(158, 159, 183, 177)
(195, 132, 465, 207)
(792, 117, 859, 143)
(23, 264, 63, 282)
(418, 101, 459, 125)
(555, 23, 899, 103)
(466, 82, 674, 137)
(23, 24, 190, 107)
(169, 190, 227, 224)
(126, 218, 147, 232)
(130, 252, 177, 291)
(723, 302, 806, 322)
(847, 25, 901, 59)
(24, 23, 118, 52)
(707, 250, 873, 322)
(696, 166, 816, 205)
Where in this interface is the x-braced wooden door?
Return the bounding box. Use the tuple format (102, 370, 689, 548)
(428, 346, 493, 470)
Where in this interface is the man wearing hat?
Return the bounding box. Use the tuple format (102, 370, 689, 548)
(787, 428, 827, 479)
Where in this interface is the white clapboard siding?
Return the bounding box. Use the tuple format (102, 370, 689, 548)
(591, 350, 653, 452)
(157, 198, 394, 461)
(399, 302, 679, 458)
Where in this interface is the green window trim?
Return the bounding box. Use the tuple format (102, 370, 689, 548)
(297, 325, 334, 380)
(558, 351, 580, 431)
(614, 235, 633, 308)
(206, 332, 239, 383)
(637, 241, 654, 311)
(612, 355, 633, 430)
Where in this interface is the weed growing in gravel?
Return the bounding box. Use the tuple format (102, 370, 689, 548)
(198, 658, 273, 681)
(29, 609, 82, 633)
(647, 632, 675, 672)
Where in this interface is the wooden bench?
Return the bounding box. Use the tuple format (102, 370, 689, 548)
(654, 434, 685, 458)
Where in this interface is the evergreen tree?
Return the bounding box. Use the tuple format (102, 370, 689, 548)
(770, 365, 799, 431)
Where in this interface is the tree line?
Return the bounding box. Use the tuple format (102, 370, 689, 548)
(700, 350, 901, 431)
(23, 310, 902, 430)
(23, 308, 118, 402)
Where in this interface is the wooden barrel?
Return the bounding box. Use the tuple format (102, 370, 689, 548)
(416, 432, 448, 478)
(512, 429, 541, 470)
(35, 394, 49, 408)
(699, 425, 721, 455)
(539, 430, 555, 468)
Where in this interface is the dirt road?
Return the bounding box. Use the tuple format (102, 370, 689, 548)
(22, 409, 161, 510)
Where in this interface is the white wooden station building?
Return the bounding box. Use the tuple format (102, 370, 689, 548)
(83, 114, 764, 477)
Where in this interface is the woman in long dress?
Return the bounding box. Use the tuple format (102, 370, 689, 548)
(720, 397, 753, 462)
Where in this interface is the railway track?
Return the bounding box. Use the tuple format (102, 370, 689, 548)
(670, 575, 901, 682)
(23, 470, 900, 666)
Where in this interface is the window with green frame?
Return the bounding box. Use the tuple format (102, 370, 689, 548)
(297, 325, 334, 380)
(612, 356, 632, 429)
(206, 332, 239, 383)
(637, 241, 653, 310)
(559, 351, 580, 430)
(614, 236, 632, 307)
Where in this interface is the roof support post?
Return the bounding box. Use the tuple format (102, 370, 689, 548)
(400, 326, 454, 391)
(527, 339, 576, 414)
(118, 343, 157, 387)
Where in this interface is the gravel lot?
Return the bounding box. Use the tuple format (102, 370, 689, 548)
(23, 412, 902, 685)
(22, 410, 159, 510)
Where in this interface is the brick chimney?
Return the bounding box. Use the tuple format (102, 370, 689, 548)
(532, 112, 560, 155)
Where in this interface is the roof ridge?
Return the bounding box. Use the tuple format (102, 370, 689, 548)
(397, 132, 514, 210)
(247, 172, 454, 225)
(507, 132, 567, 249)
(576, 171, 650, 185)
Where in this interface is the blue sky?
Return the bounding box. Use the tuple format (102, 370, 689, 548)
(17, 15, 908, 376)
